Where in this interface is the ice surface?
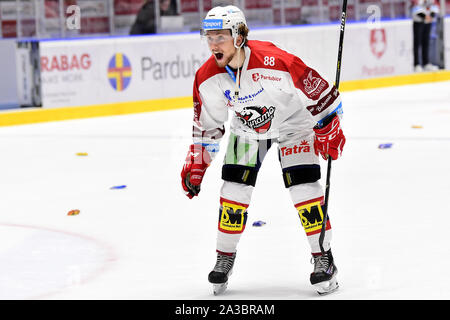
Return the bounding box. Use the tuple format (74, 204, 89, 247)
(0, 81, 449, 299)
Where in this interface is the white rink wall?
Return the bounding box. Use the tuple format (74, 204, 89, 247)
(1, 18, 450, 109)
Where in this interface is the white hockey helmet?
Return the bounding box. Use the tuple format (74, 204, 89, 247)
(202, 5, 247, 46)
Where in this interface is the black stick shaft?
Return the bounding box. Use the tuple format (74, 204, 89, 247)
(318, 0, 347, 254)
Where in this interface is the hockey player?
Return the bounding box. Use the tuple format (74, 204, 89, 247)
(180, 5, 346, 295)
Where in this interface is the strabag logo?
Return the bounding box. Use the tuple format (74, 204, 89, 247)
(40, 54, 91, 72)
(370, 28, 387, 59)
(107, 53, 132, 91)
(235, 106, 275, 133)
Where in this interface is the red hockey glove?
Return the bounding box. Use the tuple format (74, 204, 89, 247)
(181, 144, 212, 199)
(314, 115, 346, 160)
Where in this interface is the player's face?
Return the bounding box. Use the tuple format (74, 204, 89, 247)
(205, 30, 236, 68)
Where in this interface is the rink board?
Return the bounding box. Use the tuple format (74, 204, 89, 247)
(1, 69, 450, 127)
(1, 17, 450, 126)
(38, 19, 417, 109)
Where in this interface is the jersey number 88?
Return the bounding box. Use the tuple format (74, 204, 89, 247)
(264, 56, 275, 66)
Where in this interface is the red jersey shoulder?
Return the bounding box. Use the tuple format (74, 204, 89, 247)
(247, 41, 329, 100)
(195, 55, 225, 87)
(247, 40, 299, 72)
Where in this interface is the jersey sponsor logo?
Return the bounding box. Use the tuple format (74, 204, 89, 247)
(280, 140, 311, 157)
(295, 197, 326, 235)
(224, 88, 264, 104)
(107, 53, 132, 91)
(300, 69, 329, 99)
(370, 28, 387, 59)
(235, 105, 275, 134)
(306, 86, 339, 116)
(224, 90, 233, 102)
(218, 200, 248, 234)
(252, 72, 282, 82)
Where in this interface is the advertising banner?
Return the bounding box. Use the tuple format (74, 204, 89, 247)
(39, 34, 211, 108)
(342, 20, 413, 80)
(39, 19, 417, 109)
(252, 19, 414, 82)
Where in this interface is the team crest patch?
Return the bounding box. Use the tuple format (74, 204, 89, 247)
(235, 106, 275, 133)
(298, 68, 328, 100)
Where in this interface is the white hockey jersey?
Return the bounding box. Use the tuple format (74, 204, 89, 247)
(192, 40, 342, 155)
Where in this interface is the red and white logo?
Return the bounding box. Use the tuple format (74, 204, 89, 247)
(252, 73, 282, 82)
(40, 54, 91, 72)
(235, 105, 275, 134)
(280, 140, 311, 157)
(370, 28, 387, 59)
(302, 69, 328, 99)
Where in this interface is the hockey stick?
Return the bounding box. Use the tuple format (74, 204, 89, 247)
(318, 0, 348, 255)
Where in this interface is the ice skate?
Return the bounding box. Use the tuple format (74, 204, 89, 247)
(208, 251, 236, 295)
(310, 249, 339, 295)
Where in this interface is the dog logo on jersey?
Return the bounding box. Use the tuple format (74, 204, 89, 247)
(301, 69, 328, 99)
(370, 28, 387, 59)
(235, 106, 275, 134)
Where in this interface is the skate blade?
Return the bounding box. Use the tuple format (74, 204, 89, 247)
(314, 276, 339, 296)
(213, 282, 228, 295)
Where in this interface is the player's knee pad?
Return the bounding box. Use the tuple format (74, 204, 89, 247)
(222, 164, 259, 186)
(282, 164, 321, 188)
(218, 198, 248, 234)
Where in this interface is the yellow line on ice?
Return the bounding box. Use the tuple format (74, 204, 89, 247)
(0, 96, 192, 127)
(1, 70, 450, 127)
(339, 70, 450, 92)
